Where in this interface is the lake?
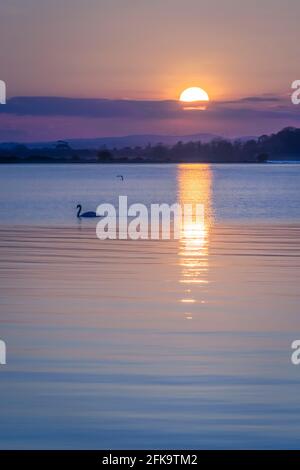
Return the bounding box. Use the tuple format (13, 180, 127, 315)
(0, 163, 300, 449)
(0, 163, 300, 224)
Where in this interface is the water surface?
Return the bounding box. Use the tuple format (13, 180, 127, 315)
(0, 163, 300, 224)
(0, 164, 300, 449)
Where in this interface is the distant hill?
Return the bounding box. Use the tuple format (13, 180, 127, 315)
(0, 133, 221, 150)
(2, 127, 300, 164)
(235, 135, 258, 142)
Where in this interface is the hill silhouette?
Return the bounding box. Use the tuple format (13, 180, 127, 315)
(1, 127, 300, 164)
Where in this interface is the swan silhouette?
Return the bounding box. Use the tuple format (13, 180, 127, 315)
(76, 204, 98, 218)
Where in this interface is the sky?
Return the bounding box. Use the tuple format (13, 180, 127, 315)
(0, 0, 300, 141)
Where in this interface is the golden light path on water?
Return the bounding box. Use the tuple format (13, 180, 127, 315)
(177, 164, 212, 319)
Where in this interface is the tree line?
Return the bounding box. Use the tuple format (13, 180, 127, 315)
(1, 127, 300, 164)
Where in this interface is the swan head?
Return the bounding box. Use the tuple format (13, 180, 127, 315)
(76, 204, 82, 217)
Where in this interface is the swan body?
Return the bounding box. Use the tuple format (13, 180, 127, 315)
(77, 204, 98, 218)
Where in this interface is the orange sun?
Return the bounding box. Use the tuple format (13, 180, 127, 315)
(179, 87, 210, 102)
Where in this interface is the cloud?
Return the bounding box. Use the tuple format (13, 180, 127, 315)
(0, 94, 300, 142)
(0, 128, 25, 140)
(0, 96, 182, 119)
(241, 96, 281, 103)
(224, 95, 282, 104)
(0, 94, 298, 123)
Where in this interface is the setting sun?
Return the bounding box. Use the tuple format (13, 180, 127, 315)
(179, 87, 209, 102)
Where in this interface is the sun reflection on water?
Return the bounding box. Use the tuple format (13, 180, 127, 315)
(177, 164, 212, 318)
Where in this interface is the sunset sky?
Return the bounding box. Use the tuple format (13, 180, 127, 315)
(0, 0, 300, 141)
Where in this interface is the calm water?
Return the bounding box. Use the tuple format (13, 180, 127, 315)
(0, 164, 300, 449)
(0, 163, 300, 224)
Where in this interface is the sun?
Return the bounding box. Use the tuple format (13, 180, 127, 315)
(179, 87, 209, 102)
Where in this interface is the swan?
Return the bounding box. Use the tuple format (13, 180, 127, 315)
(76, 204, 98, 218)
(117, 175, 124, 181)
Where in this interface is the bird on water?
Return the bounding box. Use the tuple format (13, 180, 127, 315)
(76, 204, 98, 218)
